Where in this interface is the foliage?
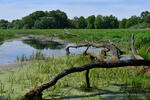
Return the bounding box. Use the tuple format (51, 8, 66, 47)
(77, 16, 87, 29)
(0, 19, 9, 29)
(94, 15, 103, 29)
(0, 10, 150, 29)
(34, 17, 56, 29)
(86, 15, 95, 29)
(119, 18, 127, 28)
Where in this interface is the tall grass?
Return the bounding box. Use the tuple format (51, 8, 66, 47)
(1, 55, 150, 100)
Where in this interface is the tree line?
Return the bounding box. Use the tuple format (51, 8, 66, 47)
(0, 10, 150, 29)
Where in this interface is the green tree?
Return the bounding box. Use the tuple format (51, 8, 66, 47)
(22, 16, 34, 29)
(29, 11, 46, 21)
(125, 16, 139, 28)
(11, 19, 24, 29)
(94, 15, 103, 29)
(71, 16, 79, 28)
(77, 16, 87, 29)
(34, 17, 56, 29)
(119, 18, 127, 28)
(47, 10, 69, 28)
(87, 15, 95, 29)
(0, 19, 9, 29)
(141, 11, 150, 19)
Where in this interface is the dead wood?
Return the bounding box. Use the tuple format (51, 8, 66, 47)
(85, 69, 91, 88)
(147, 47, 150, 54)
(21, 60, 150, 100)
(131, 34, 144, 60)
(66, 43, 120, 60)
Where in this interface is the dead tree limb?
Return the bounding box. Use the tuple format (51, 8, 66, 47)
(131, 34, 144, 60)
(21, 60, 150, 100)
(147, 47, 150, 54)
(66, 44, 89, 55)
(85, 69, 90, 88)
(66, 43, 120, 61)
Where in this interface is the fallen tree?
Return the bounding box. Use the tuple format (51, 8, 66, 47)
(21, 60, 150, 100)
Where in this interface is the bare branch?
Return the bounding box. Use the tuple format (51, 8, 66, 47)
(131, 34, 144, 60)
(147, 47, 150, 54)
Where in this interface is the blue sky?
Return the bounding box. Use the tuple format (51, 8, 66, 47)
(0, 0, 150, 21)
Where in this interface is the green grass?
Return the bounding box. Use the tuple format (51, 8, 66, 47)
(0, 55, 150, 100)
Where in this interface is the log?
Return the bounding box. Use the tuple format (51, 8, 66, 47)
(21, 60, 150, 100)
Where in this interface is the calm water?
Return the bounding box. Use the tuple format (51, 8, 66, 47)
(0, 38, 102, 65)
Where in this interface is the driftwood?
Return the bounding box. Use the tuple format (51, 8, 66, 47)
(66, 43, 121, 61)
(131, 34, 144, 60)
(147, 47, 150, 54)
(21, 60, 150, 100)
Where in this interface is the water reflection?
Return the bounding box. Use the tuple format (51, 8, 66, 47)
(23, 39, 66, 50)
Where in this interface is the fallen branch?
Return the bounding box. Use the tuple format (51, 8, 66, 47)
(21, 60, 150, 100)
(147, 47, 150, 54)
(66, 43, 120, 60)
(131, 34, 144, 60)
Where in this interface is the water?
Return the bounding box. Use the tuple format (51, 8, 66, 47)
(0, 38, 102, 65)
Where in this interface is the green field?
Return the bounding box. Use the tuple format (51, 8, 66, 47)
(0, 29, 150, 100)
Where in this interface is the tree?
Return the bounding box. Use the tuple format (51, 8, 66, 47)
(29, 11, 46, 21)
(47, 10, 69, 28)
(87, 15, 95, 29)
(141, 11, 150, 19)
(145, 15, 150, 23)
(140, 11, 150, 23)
(0, 19, 9, 29)
(71, 16, 79, 28)
(94, 15, 103, 29)
(109, 15, 119, 28)
(100, 15, 119, 29)
(22, 16, 34, 29)
(77, 16, 87, 29)
(11, 19, 24, 29)
(119, 18, 127, 28)
(125, 16, 139, 28)
(34, 17, 56, 29)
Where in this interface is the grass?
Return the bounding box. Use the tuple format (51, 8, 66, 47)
(0, 55, 150, 100)
(0, 29, 150, 99)
(16, 51, 45, 62)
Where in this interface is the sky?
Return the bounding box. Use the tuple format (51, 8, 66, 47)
(0, 0, 150, 21)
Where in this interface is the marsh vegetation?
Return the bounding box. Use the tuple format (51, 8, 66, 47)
(0, 29, 149, 100)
